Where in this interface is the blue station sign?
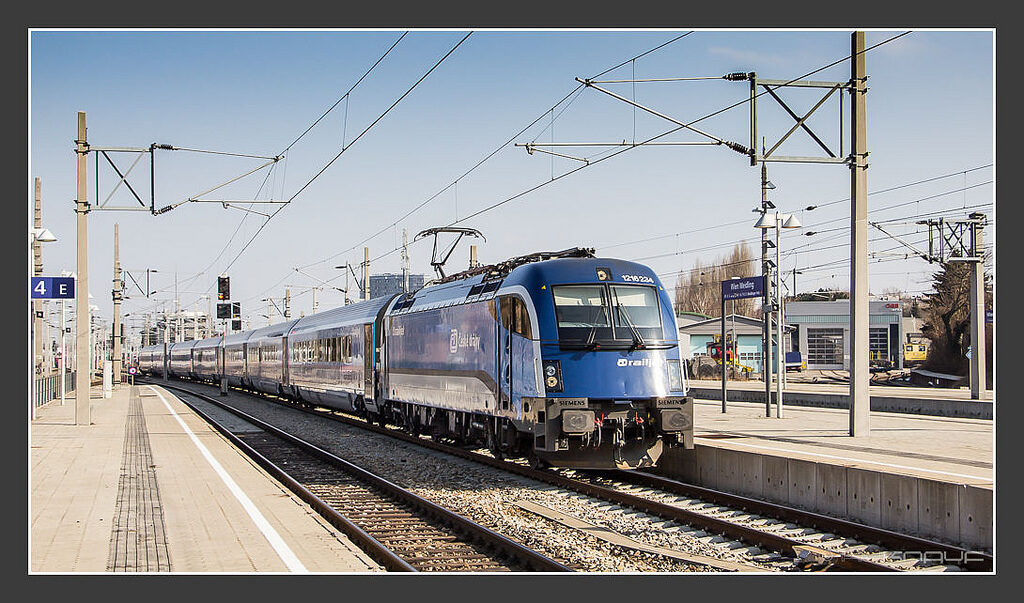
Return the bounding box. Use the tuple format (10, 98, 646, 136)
(31, 276, 75, 300)
(722, 276, 764, 301)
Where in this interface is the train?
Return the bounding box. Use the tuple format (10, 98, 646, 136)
(138, 248, 694, 470)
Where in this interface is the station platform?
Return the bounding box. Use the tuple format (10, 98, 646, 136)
(687, 378, 993, 419)
(658, 397, 994, 551)
(30, 382, 382, 573)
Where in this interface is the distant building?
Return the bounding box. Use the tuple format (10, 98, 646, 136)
(369, 273, 426, 299)
(679, 314, 792, 374)
(784, 300, 903, 370)
(142, 309, 210, 345)
(675, 311, 710, 358)
(675, 311, 710, 328)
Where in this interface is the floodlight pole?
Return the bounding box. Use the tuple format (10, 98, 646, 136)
(112, 223, 122, 384)
(761, 164, 773, 418)
(774, 214, 784, 418)
(33, 178, 43, 377)
(75, 111, 91, 426)
(721, 294, 727, 413)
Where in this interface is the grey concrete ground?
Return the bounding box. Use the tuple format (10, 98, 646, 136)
(30, 383, 381, 573)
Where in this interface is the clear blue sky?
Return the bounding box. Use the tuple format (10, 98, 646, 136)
(29, 29, 994, 331)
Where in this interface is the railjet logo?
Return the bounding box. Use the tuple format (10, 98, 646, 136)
(617, 358, 653, 367)
(449, 329, 481, 354)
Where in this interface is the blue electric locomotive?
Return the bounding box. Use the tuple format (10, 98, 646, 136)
(380, 248, 693, 469)
(138, 248, 693, 470)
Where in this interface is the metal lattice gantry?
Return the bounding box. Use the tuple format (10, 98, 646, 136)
(87, 142, 284, 215)
(921, 213, 988, 263)
(742, 73, 854, 166)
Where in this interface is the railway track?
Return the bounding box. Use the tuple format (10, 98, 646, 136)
(589, 470, 990, 572)
(161, 384, 570, 573)
(148, 377, 991, 573)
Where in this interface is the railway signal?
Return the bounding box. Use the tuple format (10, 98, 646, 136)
(218, 276, 230, 301)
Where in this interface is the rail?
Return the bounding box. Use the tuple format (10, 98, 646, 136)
(157, 381, 571, 572)
(147, 377, 991, 572)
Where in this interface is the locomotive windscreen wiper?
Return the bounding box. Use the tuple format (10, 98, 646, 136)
(583, 298, 612, 349)
(615, 300, 646, 350)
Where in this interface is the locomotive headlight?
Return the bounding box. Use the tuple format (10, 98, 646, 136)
(543, 360, 562, 392)
(667, 359, 683, 392)
(562, 409, 595, 434)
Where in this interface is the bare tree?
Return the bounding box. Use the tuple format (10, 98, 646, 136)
(674, 243, 757, 318)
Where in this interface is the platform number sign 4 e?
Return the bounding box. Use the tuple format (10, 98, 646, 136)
(31, 277, 75, 300)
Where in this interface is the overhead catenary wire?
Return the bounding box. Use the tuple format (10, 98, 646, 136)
(208, 31, 917, 311)
(444, 31, 913, 230)
(298, 31, 918, 295)
(288, 31, 700, 276)
(595, 164, 992, 252)
(158, 33, 411, 313)
(221, 32, 473, 285)
(630, 181, 993, 266)
(279, 32, 408, 156)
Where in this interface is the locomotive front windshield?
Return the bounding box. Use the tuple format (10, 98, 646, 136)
(552, 284, 669, 348)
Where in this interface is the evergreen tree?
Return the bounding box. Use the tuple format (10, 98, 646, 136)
(919, 260, 991, 375)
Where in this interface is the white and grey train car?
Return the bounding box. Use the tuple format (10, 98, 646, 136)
(284, 295, 397, 413)
(168, 340, 197, 378)
(191, 337, 221, 382)
(221, 330, 250, 387)
(139, 345, 165, 376)
(244, 319, 299, 396)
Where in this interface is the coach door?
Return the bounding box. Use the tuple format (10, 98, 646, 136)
(363, 323, 374, 400)
(281, 336, 290, 385)
(498, 296, 514, 412)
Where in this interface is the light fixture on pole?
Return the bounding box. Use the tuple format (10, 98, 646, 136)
(33, 228, 57, 243)
(754, 211, 802, 417)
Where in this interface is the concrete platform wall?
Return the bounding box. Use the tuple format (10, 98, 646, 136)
(658, 445, 992, 552)
(688, 387, 992, 419)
